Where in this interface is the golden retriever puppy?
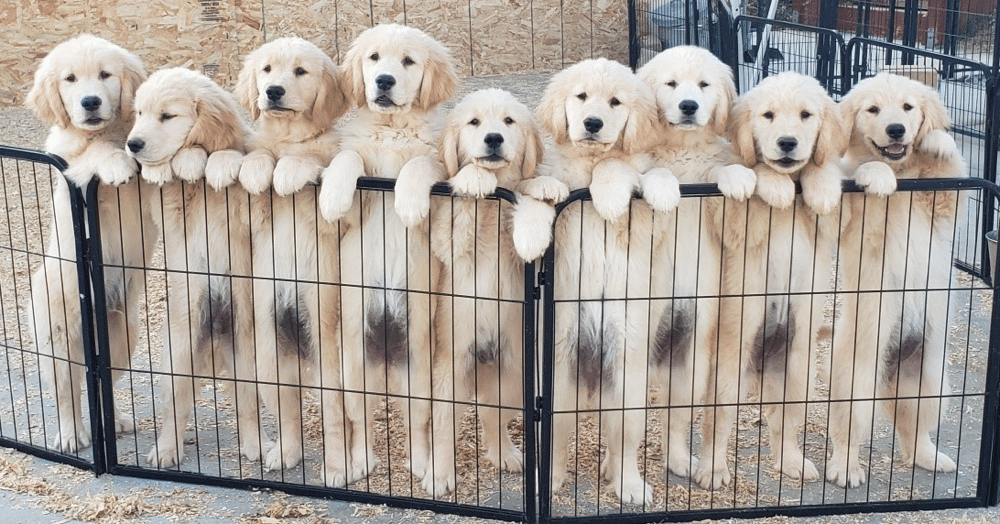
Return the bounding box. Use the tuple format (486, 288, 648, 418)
(235, 37, 348, 195)
(826, 72, 964, 488)
(424, 88, 551, 497)
(695, 71, 847, 490)
(537, 58, 678, 505)
(233, 37, 352, 481)
(316, 23, 458, 485)
(636, 45, 756, 480)
(26, 34, 157, 453)
(125, 67, 262, 468)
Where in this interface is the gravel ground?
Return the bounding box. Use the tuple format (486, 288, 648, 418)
(2, 72, 1000, 523)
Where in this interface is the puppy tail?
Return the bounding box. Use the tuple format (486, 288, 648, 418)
(511, 195, 556, 262)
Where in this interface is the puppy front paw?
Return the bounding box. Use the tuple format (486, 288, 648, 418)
(273, 156, 320, 196)
(853, 161, 897, 197)
(511, 196, 556, 261)
(205, 150, 244, 190)
(640, 167, 680, 213)
(920, 129, 959, 160)
(140, 162, 174, 186)
(394, 188, 431, 228)
(755, 171, 796, 209)
(449, 165, 497, 198)
(98, 150, 138, 185)
(716, 164, 757, 201)
(517, 175, 569, 203)
(171, 147, 208, 182)
(238, 151, 276, 194)
(801, 167, 842, 215)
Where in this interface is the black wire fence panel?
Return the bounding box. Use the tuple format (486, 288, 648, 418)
(0, 146, 97, 471)
(538, 181, 1000, 521)
(89, 179, 535, 522)
(3, 144, 1000, 523)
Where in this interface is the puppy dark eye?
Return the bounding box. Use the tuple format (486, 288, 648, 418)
(370, 53, 379, 61)
(263, 65, 271, 73)
(577, 93, 587, 101)
(469, 118, 480, 126)
(763, 111, 774, 120)
(903, 103, 913, 111)
(160, 113, 175, 122)
(801, 111, 811, 119)
(699, 81, 709, 88)
(504, 117, 515, 125)
(610, 97, 621, 107)
(867, 106, 880, 114)
(666, 81, 677, 88)
(99, 71, 111, 80)
(295, 67, 307, 76)
(65, 74, 76, 83)
(402, 56, 415, 66)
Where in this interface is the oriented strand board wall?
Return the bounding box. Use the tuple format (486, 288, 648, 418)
(0, 1, 628, 107)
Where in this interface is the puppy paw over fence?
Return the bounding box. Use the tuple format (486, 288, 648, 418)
(2, 143, 999, 522)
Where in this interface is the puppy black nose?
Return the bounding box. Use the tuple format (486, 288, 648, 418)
(679, 99, 699, 116)
(583, 117, 604, 133)
(127, 139, 145, 153)
(81, 96, 102, 111)
(265, 85, 285, 101)
(886, 123, 906, 140)
(778, 136, 798, 152)
(484, 133, 504, 149)
(375, 74, 396, 91)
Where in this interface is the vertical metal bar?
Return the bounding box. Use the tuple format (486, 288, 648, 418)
(71, 179, 106, 475)
(522, 259, 537, 523)
(980, 184, 1000, 506)
(627, 0, 638, 70)
(537, 243, 556, 523)
(83, 179, 119, 474)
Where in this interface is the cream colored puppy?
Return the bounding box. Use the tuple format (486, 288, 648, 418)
(27, 34, 157, 453)
(235, 37, 348, 195)
(693, 71, 847, 490)
(636, 45, 755, 481)
(537, 58, 678, 505)
(826, 72, 964, 488)
(425, 88, 554, 497)
(316, 24, 458, 486)
(231, 37, 352, 480)
(125, 67, 261, 469)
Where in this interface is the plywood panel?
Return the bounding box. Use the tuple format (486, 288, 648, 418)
(1, 1, 625, 107)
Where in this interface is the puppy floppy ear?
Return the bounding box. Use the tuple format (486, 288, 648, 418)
(118, 51, 147, 120)
(340, 40, 368, 108)
(439, 117, 462, 177)
(417, 40, 459, 111)
(729, 96, 758, 167)
(712, 70, 737, 136)
(837, 88, 863, 140)
(519, 120, 544, 180)
(26, 62, 70, 128)
(311, 59, 351, 125)
(186, 85, 245, 152)
(622, 87, 661, 154)
(916, 85, 951, 148)
(536, 73, 570, 146)
(235, 52, 261, 120)
(812, 96, 848, 166)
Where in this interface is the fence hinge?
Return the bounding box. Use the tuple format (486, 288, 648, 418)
(533, 270, 546, 300)
(534, 395, 543, 421)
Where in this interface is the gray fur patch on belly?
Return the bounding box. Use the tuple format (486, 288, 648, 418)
(651, 300, 693, 368)
(365, 305, 408, 367)
(750, 302, 795, 374)
(575, 312, 620, 393)
(277, 299, 313, 358)
(884, 323, 925, 381)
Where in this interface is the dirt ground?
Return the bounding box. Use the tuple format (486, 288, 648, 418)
(2, 71, 1000, 523)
